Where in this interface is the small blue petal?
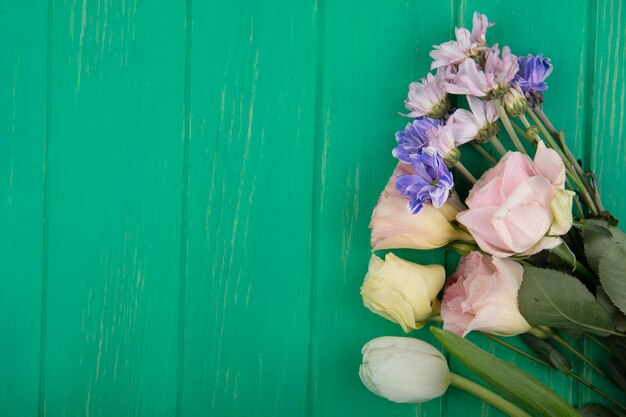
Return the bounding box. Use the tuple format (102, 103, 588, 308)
(393, 147, 454, 214)
(393, 117, 443, 163)
(514, 53, 553, 95)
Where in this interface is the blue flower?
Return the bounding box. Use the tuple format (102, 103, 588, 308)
(393, 117, 442, 163)
(395, 151, 454, 214)
(514, 53, 553, 95)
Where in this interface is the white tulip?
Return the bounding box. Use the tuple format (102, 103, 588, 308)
(359, 337, 450, 403)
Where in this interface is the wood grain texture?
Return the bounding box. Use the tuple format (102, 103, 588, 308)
(309, 2, 453, 416)
(180, 1, 318, 416)
(0, 0, 624, 416)
(591, 0, 626, 217)
(41, 0, 187, 415)
(0, 1, 47, 415)
(584, 0, 626, 407)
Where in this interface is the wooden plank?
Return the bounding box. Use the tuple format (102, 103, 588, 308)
(0, 1, 47, 416)
(585, 0, 626, 408)
(179, 2, 318, 416)
(40, 1, 187, 415)
(310, 2, 453, 416)
(591, 0, 626, 218)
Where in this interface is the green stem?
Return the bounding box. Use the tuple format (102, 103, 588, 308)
(550, 334, 607, 378)
(532, 107, 598, 199)
(453, 161, 477, 184)
(526, 108, 599, 215)
(570, 373, 626, 412)
(449, 373, 534, 417)
(519, 114, 532, 128)
(586, 334, 611, 352)
(489, 135, 507, 156)
(523, 111, 584, 217)
(549, 243, 598, 286)
(512, 121, 535, 144)
(486, 333, 626, 411)
(567, 176, 586, 219)
(495, 99, 527, 155)
(483, 333, 552, 367)
(472, 142, 498, 165)
(535, 107, 605, 213)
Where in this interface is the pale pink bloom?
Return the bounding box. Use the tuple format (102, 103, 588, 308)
(425, 124, 458, 157)
(404, 71, 449, 118)
(441, 251, 531, 336)
(370, 164, 471, 251)
(430, 13, 493, 70)
(424, 122, 472, 165)
(470, 12, 494, 45)
(456, 142, 574, 257)
(443, 46, 519, 97)
(449, 96, 499, 143)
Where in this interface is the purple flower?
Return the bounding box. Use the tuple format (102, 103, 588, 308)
(514, 53, 553, 95)
(403, 70, 450, 119)
(395, 150, 454, 214)
(393, 118, 442, 163)
(429, 12, 493, 70)
(443, 46, 519, 98)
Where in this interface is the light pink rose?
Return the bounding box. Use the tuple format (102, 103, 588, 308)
(370, 164, 471, 251)
(441, 251, 530, 336)
(456, 142, 574, 257)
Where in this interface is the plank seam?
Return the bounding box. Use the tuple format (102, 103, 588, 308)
(38, 0, 54, 415)
(584, 0, 599, 178)
(175, 0, 193, 415)
(307, 0, 325, 415)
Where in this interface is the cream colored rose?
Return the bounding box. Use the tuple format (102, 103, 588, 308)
(361, 254, 445, 332)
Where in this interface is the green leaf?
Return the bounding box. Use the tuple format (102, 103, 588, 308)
(597, 287, 626, 332)
(581, 219, 626, 273)
(608, 336, 626, 366)
(431, 328, 579, 417)
(607, 357, 626, 393)
(518, 266, 614, 334)
(550, 242, 578, 273)
(573, 221, 612, 236)
(598, 245, 626, 315)
(578, 404, 619, 417)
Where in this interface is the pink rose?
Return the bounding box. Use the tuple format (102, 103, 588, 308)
(370, 164, 471, 251)
(456, 142, 574, 257)
(441, 251, 530, 336)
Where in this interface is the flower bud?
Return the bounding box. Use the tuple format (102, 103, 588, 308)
(526, 125, 539, 142)
(359, 336, 450, 403)
(503, 86, 528, 117)
(520, 334, 572, 375)
(442, 146, 461, 167)
(475, 121, 499, 144)
(361, 254, 445, 332)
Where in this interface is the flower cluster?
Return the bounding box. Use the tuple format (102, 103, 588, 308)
(375, 10, 572, 336)
(357, 11, 624, 415)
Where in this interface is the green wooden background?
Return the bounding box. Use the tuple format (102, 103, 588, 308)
(1, 0, 625, 416)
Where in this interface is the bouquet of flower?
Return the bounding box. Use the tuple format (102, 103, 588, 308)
(358, 12, 626, 417)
